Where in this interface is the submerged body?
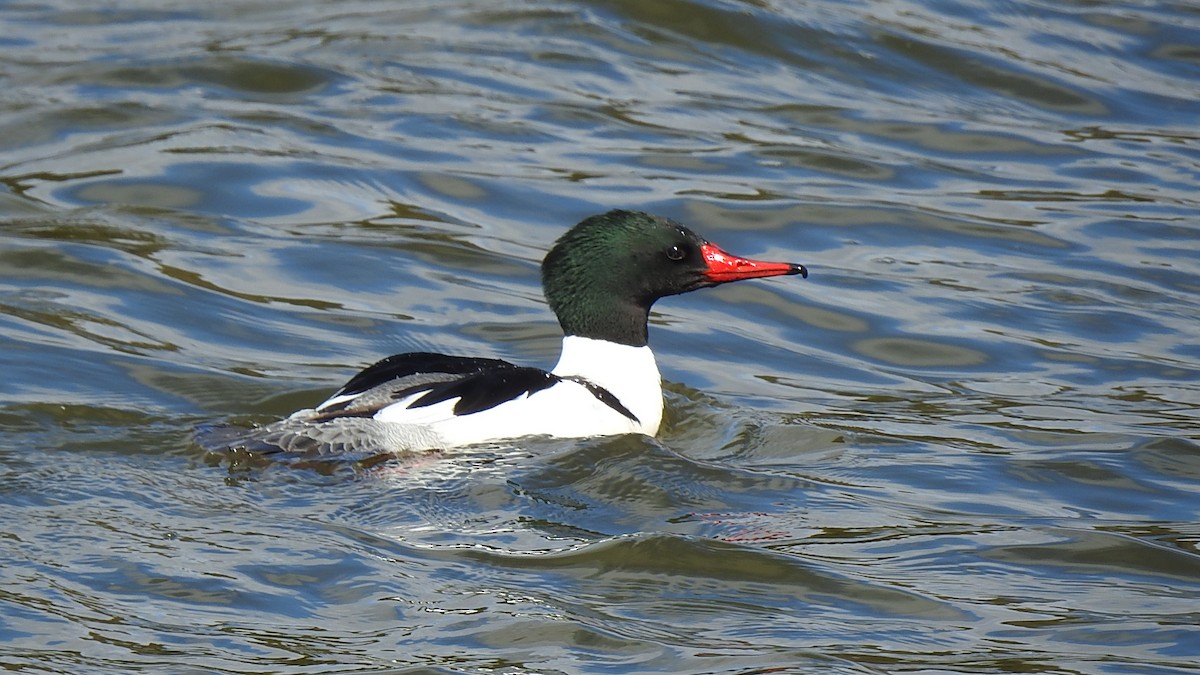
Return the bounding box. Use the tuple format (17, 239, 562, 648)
(208, 211, 806, 458)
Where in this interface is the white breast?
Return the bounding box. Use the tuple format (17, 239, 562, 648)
(550, 335, 663, 435)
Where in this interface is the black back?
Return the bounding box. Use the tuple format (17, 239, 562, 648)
(407, 366, 560, 415)
(317, 352, 638, 423)
(331, 352, 515, 399)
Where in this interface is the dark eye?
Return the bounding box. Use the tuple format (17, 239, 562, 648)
(665, 244, 686, 261)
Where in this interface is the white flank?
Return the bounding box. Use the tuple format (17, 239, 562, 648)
(363, 336, 662, 449)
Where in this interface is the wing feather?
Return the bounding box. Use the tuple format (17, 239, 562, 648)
(330, 352, 515, 399)
(312, 352, 524, 419)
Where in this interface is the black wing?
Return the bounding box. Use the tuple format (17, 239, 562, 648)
(331, 352, 516, 399)
(314, 351, 638, 424)
(313, 352, 564, 421)
(407, 366, 560, 415)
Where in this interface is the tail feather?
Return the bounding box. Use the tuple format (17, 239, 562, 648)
(196, 416, 440, 464)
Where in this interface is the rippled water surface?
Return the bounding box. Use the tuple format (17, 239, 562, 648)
(2, 1, 1199, 672)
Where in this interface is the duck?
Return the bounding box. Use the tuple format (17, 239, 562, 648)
(209, 210, 806, 459)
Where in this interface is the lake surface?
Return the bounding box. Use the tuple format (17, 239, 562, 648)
(2, 1, 1198, 673)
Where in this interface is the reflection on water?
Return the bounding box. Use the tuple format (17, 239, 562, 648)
(1, 0, 1198, 672)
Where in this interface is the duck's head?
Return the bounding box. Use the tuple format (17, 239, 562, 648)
(541, 210, 807, 347)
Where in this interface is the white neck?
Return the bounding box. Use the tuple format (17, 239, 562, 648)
(551, 335, 663, 435)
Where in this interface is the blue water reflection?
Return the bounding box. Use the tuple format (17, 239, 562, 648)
(1, 0, 1198, 672)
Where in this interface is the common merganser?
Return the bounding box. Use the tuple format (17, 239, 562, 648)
(210, 210, 806, 458)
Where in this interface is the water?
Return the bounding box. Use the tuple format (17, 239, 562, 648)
(2, 0, 1198, 672)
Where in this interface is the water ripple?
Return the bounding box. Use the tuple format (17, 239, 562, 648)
(2, 0, 1199, 672)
